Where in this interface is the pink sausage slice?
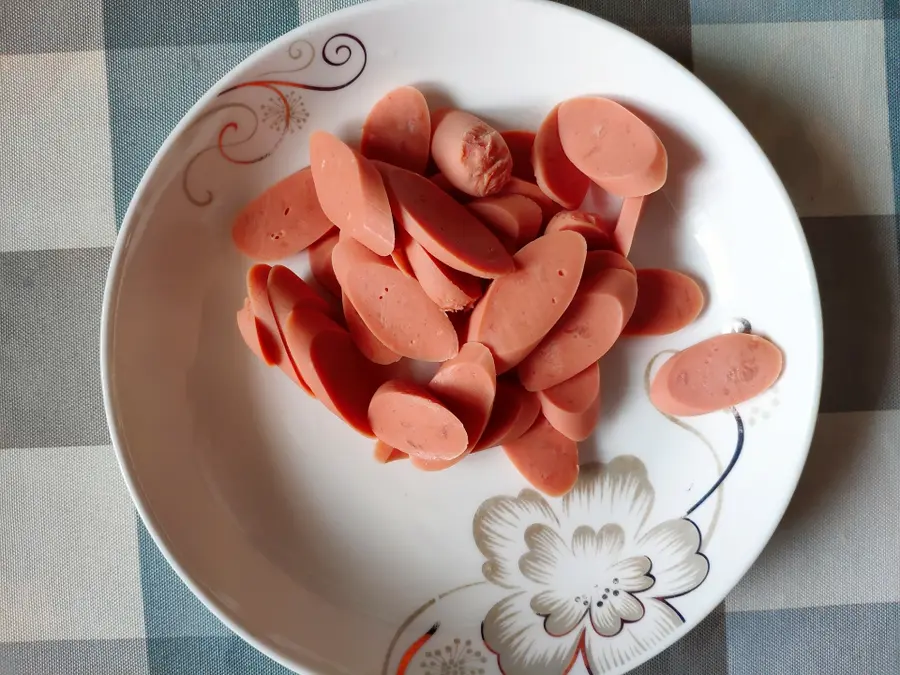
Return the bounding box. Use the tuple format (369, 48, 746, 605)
(267, 264, 333, 321)
(501, 130, 536, 182)
(537, 361, 599, 415)
(533, 105, 590, 209)
(283, 309, 385, 436)
(308, 230, 341, 298)
(429, 342, 497, 451)
(518, 267, 638, 391)
(236, 298, 279, 365)
(615, 196, 645, 257)
(468, 194, 543, 253)
(332, 236, 458, 361)
(558, 97, 667, 198)
(583, 249, 636, 278)
(650, 333, 784, 416)
(430, 109, 513, 197)
(360, 86, 431, 174)
(373, 440, 407, 464)
(501, 177, 562, 224)
(503, 416, 579, 497)
(624, 269, 704, 336)
(542, 388, 601, 442)
(309, 131, 395, 256)
(468, 231, 587, 373)
(429, 173, 471, 203)
(368, 379, 469, 460)
(475, 379, 541, 450)
(403, 234, 482, 312)
(342, 293, 402, 365)
(231, 167, 335, 262)
(377, 161, 514, 279)
(545, 211, 616, 250)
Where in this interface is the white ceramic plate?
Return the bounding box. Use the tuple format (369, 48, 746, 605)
(101, 0, 823, 673)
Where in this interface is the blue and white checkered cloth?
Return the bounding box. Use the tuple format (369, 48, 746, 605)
(1, 0, 897, 672)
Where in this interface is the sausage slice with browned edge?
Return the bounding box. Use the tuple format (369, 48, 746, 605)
(624, 269, 704, 336)
(538, 363, 602, 441)
(468, 194, 543, 253)
(467, 230, 587, 373)
(231, 167, 335, 261)
(503, 415, 579, 497)
(545, 210, 616, 250)
(518, 267, 638, 391)
(401, 229, 483, 312)
(332, 236, 459, 361)
(474, 379, 541, 450)
(558, 97, 667, 198)
(650, 333, 783, 416)
(369, 379, 469, 460)
(360, 86, 431, 174)
(533, 105, 590, 209)
(377, 161, 514, 279)
(309, 131, 395, 256)
(430, 109, 513, 197)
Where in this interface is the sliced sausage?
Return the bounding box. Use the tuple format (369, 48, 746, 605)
(615, 196, 645, 256)
(377, 161, 514, 279)
(236, 298, 279, 364)
(368, 379, 469, 460)
(430, 109, 512, 197)
(539, 365, 601, 442)
(467, 194, 543, 253)
(428, 342, 497, 451)
(500, 129, 536, 182)
(501, 177, 562, 224)
(429, 173, 471, 203)
(624, 269, 704, 336)
(468, 230, 587, 373)
(332, 236, 459, 361)
(533, 105, 590, 209)
(231, 167, 335, 261)
(649, 333, 784, 416)
(283, 309, 386, 436)
(503, 415, 579, 497)
(583, 249, 636, 278)
(401, 229, 482, 311)
(342, 293, 402, 365)
(373, 440, 407, 464)
(475, 379, 541, 450)
(309, 130, 395, 256)
(518, 267, 638, 391)
(545, 210, 616, 250)
(360, 86, 431, 174)
(558, 97, 667, 198)
(308, 229, 341, 298)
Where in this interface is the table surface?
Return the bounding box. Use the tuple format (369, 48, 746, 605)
(0, 0, 895, 673)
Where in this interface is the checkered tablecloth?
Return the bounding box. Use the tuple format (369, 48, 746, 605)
(0, 0, 895, 673)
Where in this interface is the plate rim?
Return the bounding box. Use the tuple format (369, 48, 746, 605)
(99, 0, 824, 672)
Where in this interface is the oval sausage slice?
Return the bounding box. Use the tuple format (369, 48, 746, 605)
(368, 379, 469, 460)
(545, 211, 616, 250)
(284, 309, 386, 436)
(650, 333, 784, 416)
(533, 105, 590, 209)
(428, 342, 497, 451)
(309, 131, 395, 256)
(583, 249, 636, 278)
(332, 236, 459, 362)
(542, 388, 601, 442)
(501, 177, 562, 224)
(373, 440, 407, 464)
(236, 298, 279, 365)
(468, 231, 587, 373)
(624, 269, 704, 336)
(615, 196, 645, 256)
(308, 229, 341, 298)
(360, 86, 431, 174)
(231, 167, 335, 261)
(468, 194, 543, 253)
(429, 173, 471, 203)
(500, 129, 536, 182)
(377, 161, 514, 279)
(503, 415, 579, 497)
(558, 97, 667, 198)
(518, 267, 638, 391)
(537, 361, 600, 415)
(430, 109, 512, 197)
(402, 231, 483, 312)
(342, 293, 402, 365)
(475, 379, 542, 450)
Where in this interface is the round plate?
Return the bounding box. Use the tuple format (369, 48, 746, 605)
(101, 0, 823, 673)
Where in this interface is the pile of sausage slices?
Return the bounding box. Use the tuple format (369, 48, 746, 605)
(233, 86, 783, 496)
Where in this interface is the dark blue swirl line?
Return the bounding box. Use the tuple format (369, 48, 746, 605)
(685, 408, 745, 516)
